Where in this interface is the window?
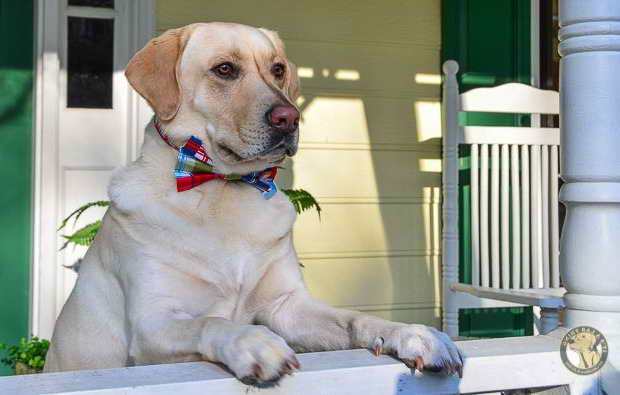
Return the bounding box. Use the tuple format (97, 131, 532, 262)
(66, 4, 114, 108)
(68, 0, 114, 8)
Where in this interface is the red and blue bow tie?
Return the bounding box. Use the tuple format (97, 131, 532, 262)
(155, 120, 278, 199)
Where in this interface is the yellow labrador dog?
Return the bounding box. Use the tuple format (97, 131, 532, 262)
(45, 22, 463, 386)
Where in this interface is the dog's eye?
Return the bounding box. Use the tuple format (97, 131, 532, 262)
(272, 63, 286, 80)
(212, 62, 238, 79)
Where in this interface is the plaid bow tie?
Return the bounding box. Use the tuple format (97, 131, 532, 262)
(155, 120, 278, 199)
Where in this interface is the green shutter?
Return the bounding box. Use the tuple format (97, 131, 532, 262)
(0, 0, 34, 375)
(442, 0, 534, 338)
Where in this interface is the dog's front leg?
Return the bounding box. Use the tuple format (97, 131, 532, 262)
(257, 288, 463, 376)
(130, 314, 299, 386)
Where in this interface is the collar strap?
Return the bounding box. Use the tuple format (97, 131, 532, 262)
(154, 118, 180, 151)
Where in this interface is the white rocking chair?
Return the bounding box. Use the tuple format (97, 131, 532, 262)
(441, 60, 565, 338)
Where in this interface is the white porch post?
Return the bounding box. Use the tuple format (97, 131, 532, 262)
(559, 0, 620, 390)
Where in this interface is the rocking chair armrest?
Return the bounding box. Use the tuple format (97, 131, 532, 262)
(450, 283, 565, 310)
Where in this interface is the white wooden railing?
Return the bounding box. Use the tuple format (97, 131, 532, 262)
(0, 329, 598, 395)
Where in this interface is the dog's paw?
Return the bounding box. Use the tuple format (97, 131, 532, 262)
(218, 324, 299, 387)
(372, 324, 463, 377)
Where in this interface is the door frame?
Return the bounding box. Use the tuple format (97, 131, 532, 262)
(31, 0, 155, 338)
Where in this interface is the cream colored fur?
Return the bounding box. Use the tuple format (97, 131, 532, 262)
(44, 22, 463, 386)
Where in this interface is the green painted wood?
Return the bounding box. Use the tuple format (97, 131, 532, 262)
(442, 0, 534, 338)
(0, 0, 34, 376)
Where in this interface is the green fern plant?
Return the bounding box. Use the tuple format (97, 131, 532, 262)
(281, 188, 322, 218)
(59, 190, 320, 250)
(58, 200, 109, 251)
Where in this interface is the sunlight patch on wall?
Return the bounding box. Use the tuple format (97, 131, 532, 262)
(415, 73, 441, 85)
(419, 159, 442, 173)
(334, 69, 360, 81)
(297, 67, 314, 78)
(414, 100, 441, 142)
(300, 97, 369, 144)
(422, 187, 442, 304)
(321, 68, 330, 77)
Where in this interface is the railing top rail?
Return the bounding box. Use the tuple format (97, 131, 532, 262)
(0, 329, 583, 395)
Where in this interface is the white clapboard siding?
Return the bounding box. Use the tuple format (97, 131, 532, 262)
(442, 60, 563, 338)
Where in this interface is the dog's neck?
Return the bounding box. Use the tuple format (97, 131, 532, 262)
(143, 118, 278, 197)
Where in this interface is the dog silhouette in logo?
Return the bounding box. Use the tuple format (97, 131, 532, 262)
(568, 331, 601, 369)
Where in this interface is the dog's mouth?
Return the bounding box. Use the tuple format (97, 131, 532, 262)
(266, 137, 297, 159)
(216, 143, 245, 162)
(215, 136, 297, 165)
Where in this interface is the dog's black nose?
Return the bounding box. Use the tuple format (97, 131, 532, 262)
(267, 105, 299, 133)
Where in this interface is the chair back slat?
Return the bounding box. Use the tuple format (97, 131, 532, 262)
(550, 146, 561, 288)
(460, 83, 559, 114)
(501, 145, 510, 289)
(510, 144, 522, 288)
(521, 146, 531, 288)
(531, 145, 542, 288)
(541, 145, 551, 288)
(480, 144, 490, 287)
(491, 144, 501, 288)
(471, 144, 480, 286)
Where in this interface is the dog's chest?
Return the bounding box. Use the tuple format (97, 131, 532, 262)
(165, 181, 296, 242)
(136, 182, 296, 320)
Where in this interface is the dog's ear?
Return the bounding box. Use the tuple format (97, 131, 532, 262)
(125, 26, 193, 121)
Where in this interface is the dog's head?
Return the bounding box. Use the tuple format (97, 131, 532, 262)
(126, 23, 301, 174)
(568, 332, 597, 353)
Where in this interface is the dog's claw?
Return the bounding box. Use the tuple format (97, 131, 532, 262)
(252, 364, 264, 381)
(402, 358, 415, 369)
(372, 337, 384, 356)
(284, 356, 300, 374)
(290, 355, 301, 370)
(415, 356, 424, 371)
(280, 361, 293, 376)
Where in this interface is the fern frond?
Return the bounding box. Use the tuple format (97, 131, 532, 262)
(60, 221, 102, 250)
(281, 189, 321, 218)
(58, 200, 110, 231)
